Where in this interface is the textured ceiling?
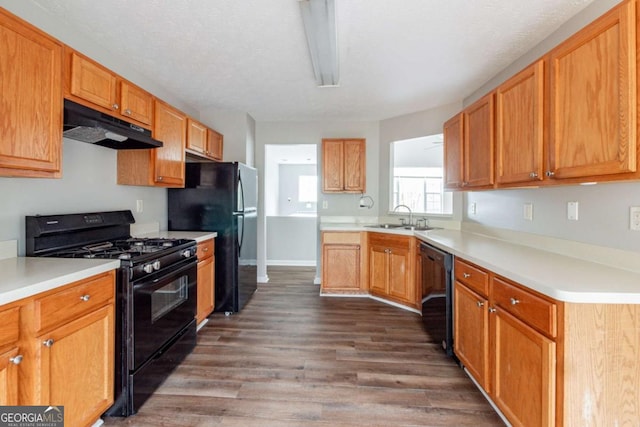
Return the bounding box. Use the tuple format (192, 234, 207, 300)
(30, 0, 595, 121)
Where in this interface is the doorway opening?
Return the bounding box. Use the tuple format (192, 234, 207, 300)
(264, 144, 318, 267)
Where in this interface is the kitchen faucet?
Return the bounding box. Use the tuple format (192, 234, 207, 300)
(392, 204, 413, 226)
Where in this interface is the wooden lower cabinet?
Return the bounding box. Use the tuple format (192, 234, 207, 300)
(453, 282, 490, 390)
(321, 232, 365, 294)
(368, 233, 417, 308)
(36, 305, 114, 427)
(0, 270, 115, 427)
(492, 308, 556, 426)
(196, 239, 215, 324)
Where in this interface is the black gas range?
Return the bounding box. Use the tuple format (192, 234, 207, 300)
(26, 210, 198, 417)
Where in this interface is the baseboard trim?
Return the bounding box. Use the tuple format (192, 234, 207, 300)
(258, 275, 270, 283)
(462, 366, 511, 426)
(266, 260, 317, 267)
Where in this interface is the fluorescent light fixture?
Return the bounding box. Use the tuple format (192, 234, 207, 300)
(299, 0, 339, 87)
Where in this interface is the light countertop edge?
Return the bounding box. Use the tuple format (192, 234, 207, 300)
(133, 231, 217, 242)
(321, 224, 640, 304)
(0, 257, 120, 306)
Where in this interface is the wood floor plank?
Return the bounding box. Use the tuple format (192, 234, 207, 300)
(104, 267, 503, 426)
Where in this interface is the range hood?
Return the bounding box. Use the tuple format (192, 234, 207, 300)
(63, 99, 163, 149)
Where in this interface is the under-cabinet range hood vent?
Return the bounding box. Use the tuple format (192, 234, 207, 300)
(63, 99, 163, 149)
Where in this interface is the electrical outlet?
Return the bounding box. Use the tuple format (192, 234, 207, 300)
(136, 199, 144, 213)
(470, 202, 477, 215)
(523, 203, 533, 221)
(630, 206, 640, 231)
(322, 200, 328, 209)
(567, 201, 578, 221)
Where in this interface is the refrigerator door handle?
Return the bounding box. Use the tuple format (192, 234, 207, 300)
(236, 213, 245, 256)
(237, 170, 246, 213)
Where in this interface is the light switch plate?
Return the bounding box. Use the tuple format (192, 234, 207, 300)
(630, 206, 640, 230)
(567, 201, 579, 221)
(523, 203, 533, 221)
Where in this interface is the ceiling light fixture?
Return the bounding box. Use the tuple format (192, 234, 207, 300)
(299, 0, 339, 87)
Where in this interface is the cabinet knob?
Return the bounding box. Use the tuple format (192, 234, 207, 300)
(43, 339, 54, 347)
(10, 355, 23, 365)
(545, 171, 555, 178)
(80, 294, 91, 302)
(203, 247, 209, 252)
(529, 172, 538, 179)
(124, 109, 132, 115)
(112, 103, 119, 110)
(476, 301, 484, 308)
(157, 176, 163, 181)
(488, 307, 497, 313)
(510, 297, 520, 305)
(463, 273, 471, 278)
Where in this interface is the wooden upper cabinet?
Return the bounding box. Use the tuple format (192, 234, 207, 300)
(120, 81, 154, 126)
(207, 128, 224, 161)
(186, 118, 208, 154)
(443, 113, 464, 189)
(496, 60, 545, 186)
(322, 138, 366, 193)
(66, 50, 153, 128)
(548, 0, 636, 180)
(0, 9, 62, 178)
(117, 99, 186, 187)
(464, 93, 495, 188)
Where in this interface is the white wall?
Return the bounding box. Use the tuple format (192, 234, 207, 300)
(199, 107, 256, 166)
(0, 140, 167, 255)
(266, 217, 316, 265)
(460, 0, 640, 252)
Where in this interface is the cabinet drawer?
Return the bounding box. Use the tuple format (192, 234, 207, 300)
(368, 232, 410, 249)
(492, 276, 557, 338)
(35, 271, 115, 333)
(197, 239, 214, 260)
(0, 307, 20, 349)
(454, 258, 489, 296)
(322, 232, 361, 245)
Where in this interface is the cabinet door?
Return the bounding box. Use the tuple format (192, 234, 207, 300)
(454, 282, 490, 390)
(492, 308, 556, 427)
(120, 81, 153, 126)
(496, 60, 544, 185)
(197, 256, 215, 324)
(343, 139, 366, 192)
(322, 244, 361, 290)
(464, 93, 495, 188)
(549, 1, 635, 179)
(443, 113, 464, 189)
(208, 128, 224, 161)
(369, 245, 388, 295)
(322, 139, 344, 192)
(0, 10, 62, 178)
(37, 305, 114, 427)
(153, 100, 186, 187)
(0, 347, 20, 405)
(387, 246, 411, 303)
(187, 119, 208, 154)
(69, 52, 118, 112)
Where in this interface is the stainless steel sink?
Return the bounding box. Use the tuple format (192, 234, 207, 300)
(365, 224, 440, 231)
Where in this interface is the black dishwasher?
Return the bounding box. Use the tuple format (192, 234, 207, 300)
(420, 242, 454, 357)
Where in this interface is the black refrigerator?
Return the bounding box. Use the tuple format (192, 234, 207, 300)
(168, 162, 258, 313)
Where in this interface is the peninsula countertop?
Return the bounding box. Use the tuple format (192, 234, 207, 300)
(320, 223, 640, 304)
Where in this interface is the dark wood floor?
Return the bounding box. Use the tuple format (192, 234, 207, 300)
(104, 267, 504, 426)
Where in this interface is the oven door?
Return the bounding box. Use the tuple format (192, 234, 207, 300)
(130, 258, 197, 371)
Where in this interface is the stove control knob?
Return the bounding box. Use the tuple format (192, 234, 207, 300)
(143, 264, 154, 274)
(182, 249, 192, 258)
(153, 260, 161, 271)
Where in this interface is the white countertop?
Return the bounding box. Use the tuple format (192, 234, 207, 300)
(133, 231, 217, 243)
(0, 257, 120, 305)
(321, 224, 640, 304)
